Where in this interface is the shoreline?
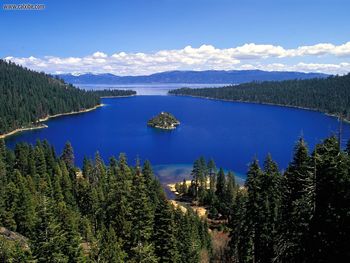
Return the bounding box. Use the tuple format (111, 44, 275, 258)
(38, 104, 103, 122)
(0, 124, 49, 139)
(0, 104, 104, 139)
(169, 94, 350, 124)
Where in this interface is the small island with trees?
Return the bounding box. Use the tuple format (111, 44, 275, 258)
(147, 112, 180, 130)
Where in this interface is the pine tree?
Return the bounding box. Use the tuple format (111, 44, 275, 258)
(13, 170, 36, 237)
(34, 145, 47, 178)
(277, 138, 313, 262)
(207, 159, 217, 192)
(216, 168, 226, 203)
(244, 158, 264, 263)
(191, 159, 201, 199)
(225, 171, 236, 209)
(98, 226, 126, 263)
(82, 157, 93, 181)
(309, 137, 350, 262)
(31, 197, 68, 263)
(55, 201, 85, 262)
(258, 154, 281, 262)
(129, 164, 156, 260)
(60, 160, 76, 207)
(153, 195, 179, 263)
(143, 160, 162, 209)
(2, 182, 19, 231)
(228, 189, 250, 262)
(61, 142, 75, 170)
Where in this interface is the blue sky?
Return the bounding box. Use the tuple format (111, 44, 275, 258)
(1, 0, 350, 75)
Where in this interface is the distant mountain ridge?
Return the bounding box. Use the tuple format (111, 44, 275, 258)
(58, 70, 328, 85)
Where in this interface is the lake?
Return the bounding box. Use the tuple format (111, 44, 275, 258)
(5, 95, 350, 184)
(79, 83, 230, 95)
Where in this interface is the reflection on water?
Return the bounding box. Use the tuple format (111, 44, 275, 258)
(79, 83, 229, 95)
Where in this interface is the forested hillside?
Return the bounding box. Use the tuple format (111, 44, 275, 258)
(169, 74, 350, 120)
(177, 137, 350, 262)
(0, 140, 211, 262)
(0, 60, 100, 135)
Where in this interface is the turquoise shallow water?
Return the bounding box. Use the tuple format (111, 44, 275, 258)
(5, 96, 350, 184)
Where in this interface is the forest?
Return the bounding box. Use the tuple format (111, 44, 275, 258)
(169, 73, 350, 121)
(0, 60, 102, 135)
(175, 137, 350, 262)
(0, 60, 137, 136)
(92, 89, 136, 97)
(0, 139, 211, 262)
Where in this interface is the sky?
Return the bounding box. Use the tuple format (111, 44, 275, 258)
(1, 0, 350, 75)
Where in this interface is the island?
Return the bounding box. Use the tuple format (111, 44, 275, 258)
(147, 112, 180, 130)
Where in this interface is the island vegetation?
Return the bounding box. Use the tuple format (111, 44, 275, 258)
(169, 73, 350, 121)
(0, 139, 211, 262)
(171, 136, 350, 262)
(147, 112, 180, 130)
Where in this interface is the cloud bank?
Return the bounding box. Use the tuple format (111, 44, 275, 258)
(4, 42, 350, 75)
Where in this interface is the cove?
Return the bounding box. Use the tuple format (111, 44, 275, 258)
(5, 96, 350, 182)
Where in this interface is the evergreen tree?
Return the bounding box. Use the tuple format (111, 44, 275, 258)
(277, 138, 313, 262)
(207, 159, 217, 192)
(225, 171, 237, 209)
(216, 168, 226, 203)
(13, 170, 36, 237)
(98, 226, 126, 263)
(153, 195, 179, 263)
(309, 137, 350, 262)
(31, 197, 68, 262)
(0, 141, 211, 263)
(61, 142, 74, 170)
(129, 164, 155, 260)
(244, 159, 263, 263)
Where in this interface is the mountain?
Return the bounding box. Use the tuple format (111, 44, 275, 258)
(58, 70, 328, 85)
(0, 60, 100, 135)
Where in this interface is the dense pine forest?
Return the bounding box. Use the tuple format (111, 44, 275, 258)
(0, 139, 211, 262)
(176, 137, 350, 262)
(169, 74, 350, 120)
(92, 89, 136, 97)
(0, 60, 101, 135)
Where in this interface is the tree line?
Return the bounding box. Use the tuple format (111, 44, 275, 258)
(169, 73, 350, 120)
(0, 140, 211, 262)
(0, 60, 137, 136)
(177, 137, 350, 262)
(92, 89, 136, 97)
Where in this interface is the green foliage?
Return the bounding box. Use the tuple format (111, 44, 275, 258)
(227, 137, 350, 262)
(0, 141, 210, 262)
(0, 236, 32, 263)
(0, 60, 100, 135)
(147, 112, 180, 129)
(92, 89, 136, 97)
(170, 74, 350, 120)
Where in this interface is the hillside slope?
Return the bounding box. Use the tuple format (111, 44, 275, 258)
(0, 60, 100, 135)
(170, 74, 350, 120)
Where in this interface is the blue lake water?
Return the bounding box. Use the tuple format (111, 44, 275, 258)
(5, 96, 350, 183)
(79, 83, 229, 95)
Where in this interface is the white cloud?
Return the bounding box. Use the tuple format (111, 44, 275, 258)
(3, 41, 350, 75)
